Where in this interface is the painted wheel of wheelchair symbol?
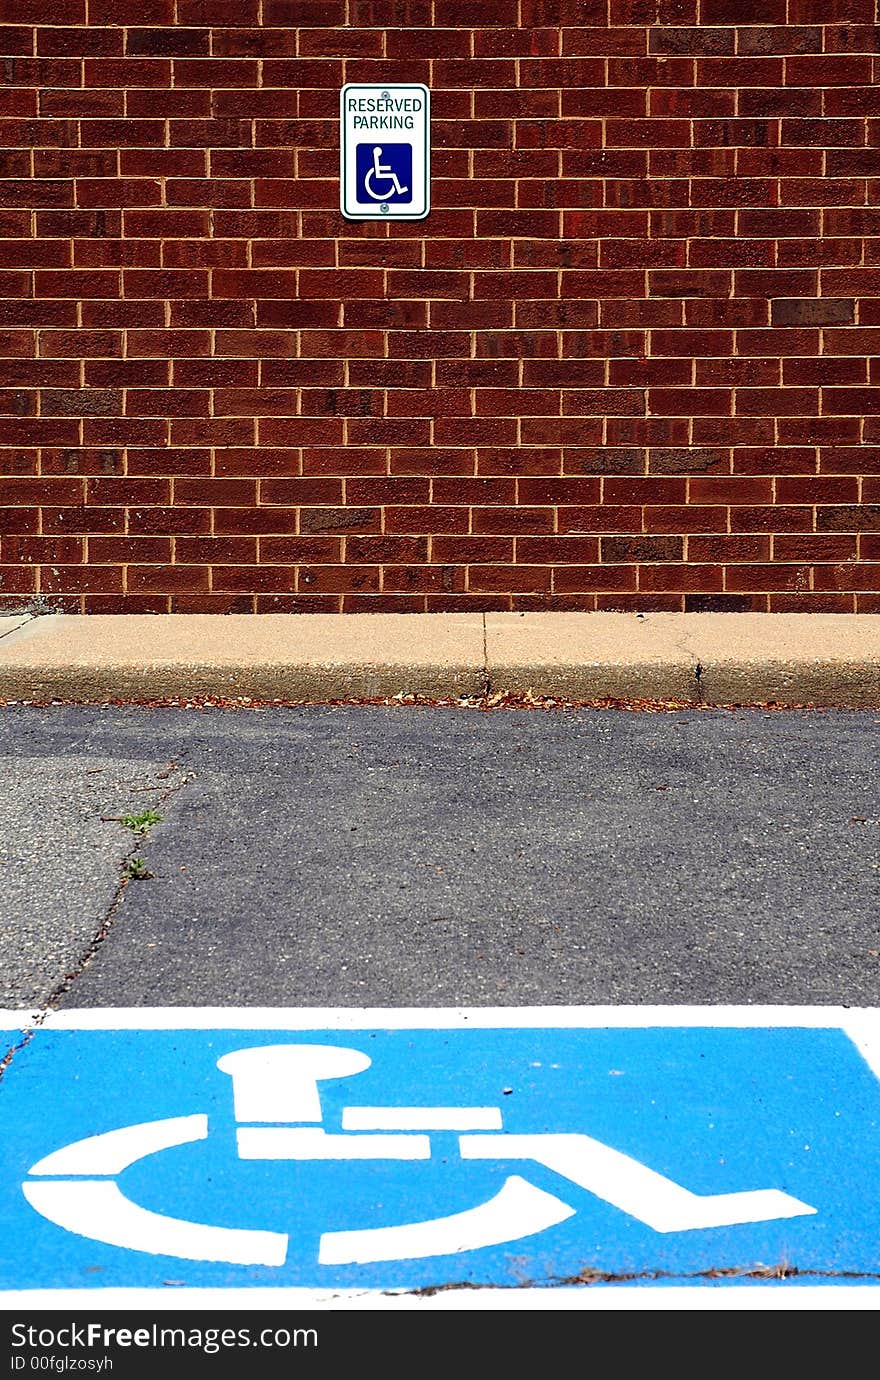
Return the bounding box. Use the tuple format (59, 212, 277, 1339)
(22, 1044, 817, 1267)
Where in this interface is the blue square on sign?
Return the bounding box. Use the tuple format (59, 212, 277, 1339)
(356, 142, 413, 204)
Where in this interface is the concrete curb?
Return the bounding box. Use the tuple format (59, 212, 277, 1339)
(1, 610, 879, 707)
(483, 611, 880, 708)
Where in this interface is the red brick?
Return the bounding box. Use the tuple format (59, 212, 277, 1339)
(737, 328, 819, 356)
(214, 449, 299, 478)
(127, 564, 209, 594)
(0, 180, 73, 210)
(687, 475, 774, 505)
(0, 506, 38, 535)
(552, 564, 637, 593)
(515, 536, 599, 563)
(468, 564, 550, 593)
(167, 179, 252, 209)
(85, 477, 170, 507)
(468, 507, 553, 536)
(170, 480, 258, 508)
(74, 426, 157, 460)
(297, 566, 379, 594)
(725, 565, 814, 592)
(128, 330, 212, 358)
(780, 417, 861, 445)
(0, 12, 873, 611)
(640, 564, 725, 592)
(0, 564, 39, 594)
(125, 390, 210, 418)
(260, 537, 341, 563)
(562, 447, 641, 475)
(393, 449, 471, 477)
(823, 388, 880, 414)
(173, 359, 257, 388)
(610, 358, 688, 387)
(430, 537, 511, 564)
(122, 153, 209, 183)
(524, 418, 604, 446)
(89, 537, 173, 563)
(172, 419, 254, 447)
(693, 417, 775, 446)
(685, 300, 769, 328)
(412, 299, 502, 333)
(382, 566, 464, 595)
(344, 302, 429, 332)
(818, 504, 880, 531)
(734, 387, 818, 415)
(645, 506, 729, 534)
(781, 177, 864, 207)
(688, 535, 769, 562)
(696, 358, 779, 387)
(179, 0, 260, 20)
(258, 478, 342, 507)
(648, 270, 734, 299)
(730, 506, 813, 533)
(648, 388, 731, 416)
(259, 418, 344, 446)
(778, 237, 862, 269)
(199, 507, 290, 538)
(0, 331, 36, 360)
(86, 362, 168, 389)
(1, 536, 82, 566)
(75, 180, 162, 209)
(789, 0, 874, 17)
(0, 88, 37, 118)
(72, 239, 159, 269)
(819, 447, 880, 475)
(125, 27, 210, 57)
(785, 358, 866, 386)
(42, 505, 125, 535)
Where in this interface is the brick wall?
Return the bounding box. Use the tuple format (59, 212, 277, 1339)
(1, 0, 879, 614)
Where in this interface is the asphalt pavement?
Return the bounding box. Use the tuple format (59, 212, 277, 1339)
(1, 701, 878, 1013)
(2, 611, 880, 1316)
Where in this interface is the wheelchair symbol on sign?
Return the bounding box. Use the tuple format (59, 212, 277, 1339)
(22, 1044, 817, 1266)
(356, 143, 412, 211)
(364, 146, 408, 200)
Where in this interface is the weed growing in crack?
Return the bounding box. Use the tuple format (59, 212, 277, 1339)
(119, 809, 163, 836)
(101, 810, 164, 880)
(124, 857, 153, 880)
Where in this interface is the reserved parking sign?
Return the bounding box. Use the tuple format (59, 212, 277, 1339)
(340, 84, 430, 221)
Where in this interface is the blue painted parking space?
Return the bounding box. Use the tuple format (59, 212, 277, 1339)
(1, 1008, 879, 1300)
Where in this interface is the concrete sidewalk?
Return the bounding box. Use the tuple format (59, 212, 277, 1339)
(1, 610, 880, 706)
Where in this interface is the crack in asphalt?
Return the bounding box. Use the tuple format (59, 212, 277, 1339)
(401, 1263, 880, 1295)
(48, 765, 195, 1004)
(0, 763, 195, 1077)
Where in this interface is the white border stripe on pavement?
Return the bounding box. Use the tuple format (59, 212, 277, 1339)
(0, 1005, 877, 1030)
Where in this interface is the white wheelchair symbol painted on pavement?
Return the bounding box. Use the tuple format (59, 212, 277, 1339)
(22, 1044, 817, 1266)
(363, 145, 409, 201)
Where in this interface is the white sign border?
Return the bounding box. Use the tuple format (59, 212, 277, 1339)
(339, 82, 431, 222)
